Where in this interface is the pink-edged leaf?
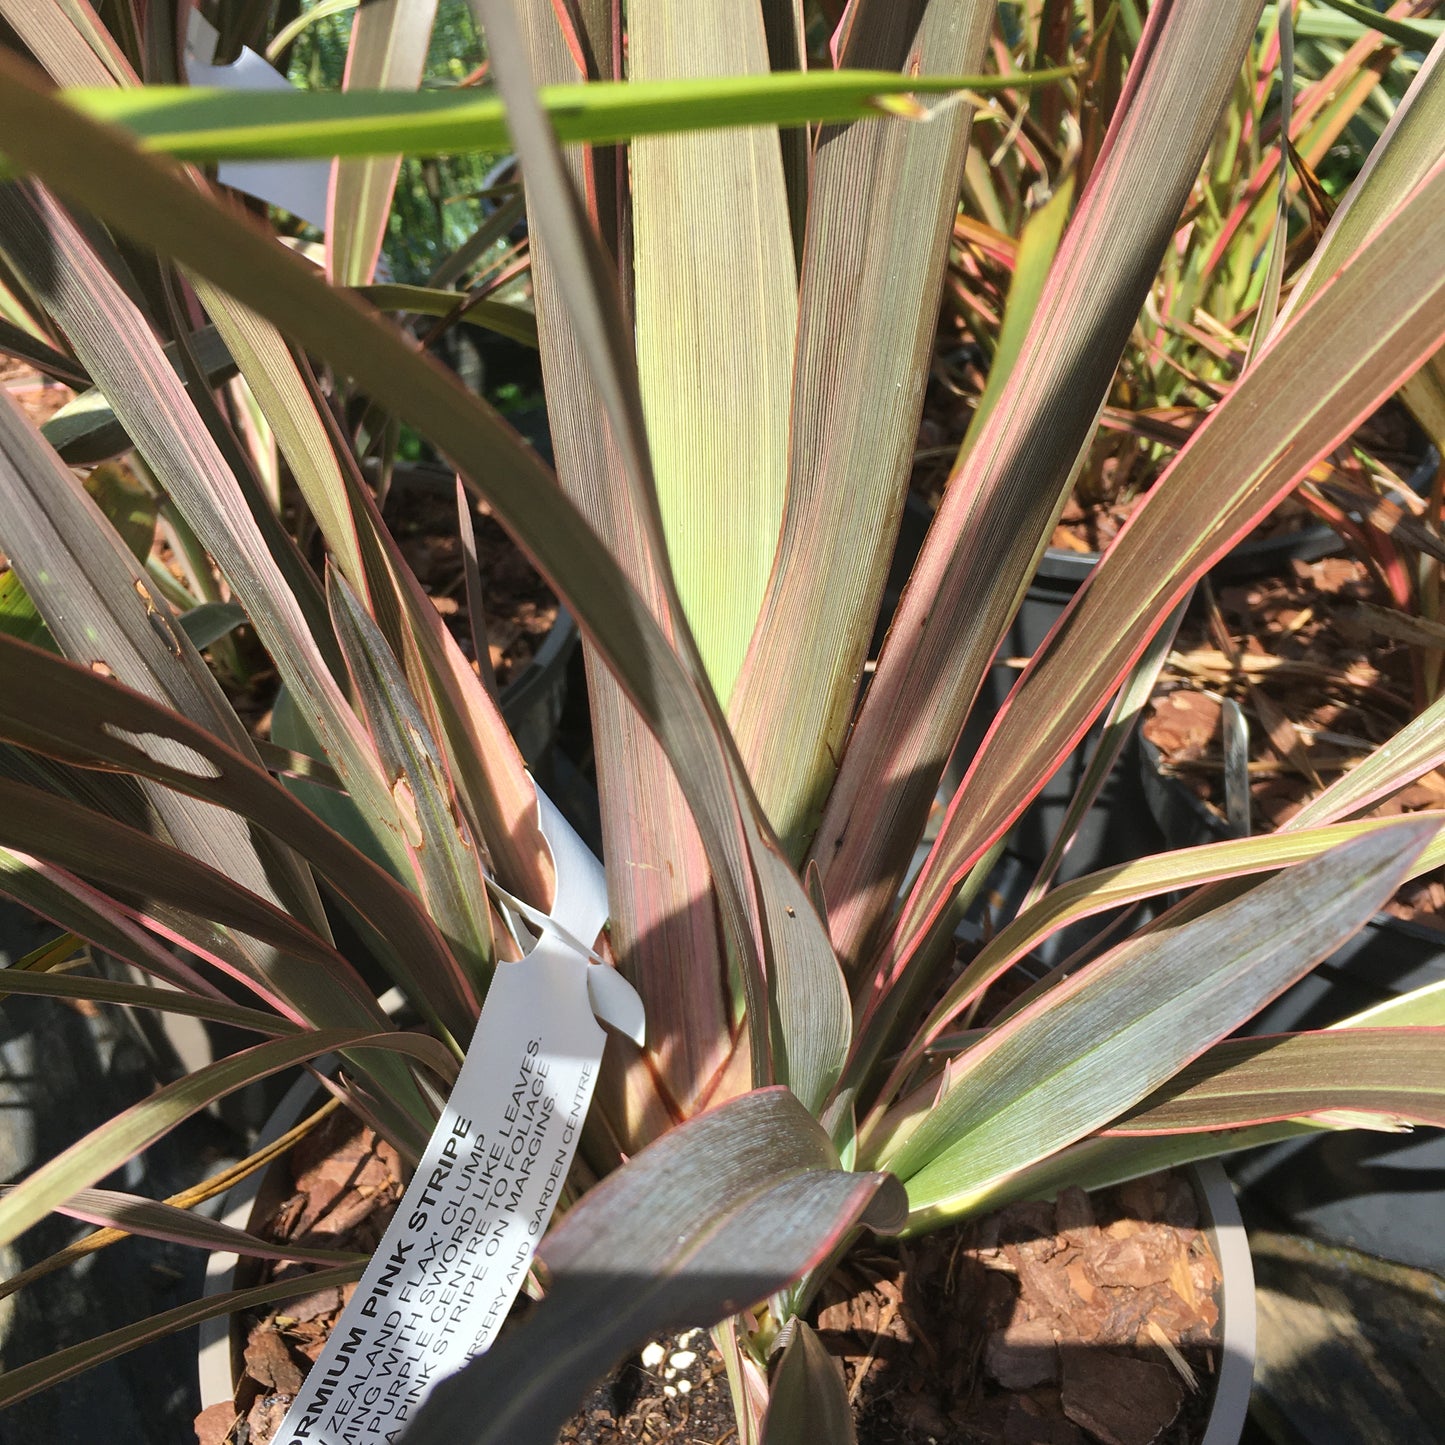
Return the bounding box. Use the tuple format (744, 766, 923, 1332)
(885, 144, 1445, 992)
(0, 955, 295, 1035)
(514, 0, 732, 1122)
(0, 776, 375, 1014)
(0, 181, 415, 881)
(404, 1088, 906, 1445)
(0, 847, 233, 1000)
(326, 0, 440, 286)
(329, 569, 495, 987)
(881, 821, 1434, 1220)
(2, 1184, 365, 1264)
(0, 385, 328, 936)
(730, 0, 994, 860)
(0, 1263, 362, 1410)
(0, 633, 479, 1040)
(0, 1027, 452, 1250)
(812, 0, 1268, 970)
(0, 47, 850, 1114)
(1281, 27, 1445, 323)
(1104, 1028, 1445, 1134)
(0, 0, 133, 87)
(762, 1319, 856, 1445)
(0, 787, 437, 1147)
(194, 306, 551, 908)
(888, 814, 1445, 1085)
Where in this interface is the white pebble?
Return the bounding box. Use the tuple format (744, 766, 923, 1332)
(676, 1379, 692, 1395)
(675, 1328, 700, 1347)
(663, 1384, 677, 1398)
(668, 1351, 697, 1370)
(641, 1342, 665, 1369)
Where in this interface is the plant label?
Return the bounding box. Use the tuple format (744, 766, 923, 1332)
(273, 788, 640, 1445)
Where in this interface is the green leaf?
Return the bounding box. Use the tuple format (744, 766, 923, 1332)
(763, 1320, 857, 1445)
(960, 976, 1445, 1214)
(729, 0, 996, 857)
(0, 566, 51, 650)
(328, 570, 495, 986)
(40, 323, 237, 464)
(404, 1089, 906, 1445)
(479, 0, 853, 1111)
(356, 283, 540, 346)
(176, 600, 248, 649)
(327, 0, 440, 286)
(629, 3, 795, 703)
(0, 1026, 451, 1250)
(884, 821, 1435, 1222)
(1104, 1028, 1445, 1133)
(1313, 0, 1440, 49)
(46, 65, 1078, 162)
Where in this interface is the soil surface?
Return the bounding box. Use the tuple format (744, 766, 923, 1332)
(0, 354, 75, 428)
(197, 1112, 1224, 1445)
(382, 472, 558, 690)
(817, 1175, 1221, 1445)
(1143, 553, 1445, 928)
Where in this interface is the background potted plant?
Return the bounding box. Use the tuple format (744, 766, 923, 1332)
(0, 2, 1444, 1443)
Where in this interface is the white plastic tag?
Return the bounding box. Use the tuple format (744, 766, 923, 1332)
(274, 788, 638, 1445)
(184, 12, 332, 230)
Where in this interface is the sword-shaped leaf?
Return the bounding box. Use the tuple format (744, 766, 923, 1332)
(0, 182, 415, 880)
(46, 65, 1076, 161)
(0, 633, 479, 1039)
(762, 1319, 856, 1445)
(0, 1263, 363, 1410)
(0, 1027, 453, 1249)
(628, 1, 795, 703)
(880, 821, 1434, 1221)
(0, 953, 295, 1034)
(513, 0, 733, 1121)
(1104, 1029, 1445, 1134)
(814, 0, 1268, 968)
(326, 0, 439, 286)
(404, 1089, 906, 1445)
(887, 143, 1445, 990)
(730, 0, 994, 856)
(894, 814, 1445, 1075)
(329, 570, 495, 988)
(463, 0, 854, 1112)
(0, 1185, 365, 1264)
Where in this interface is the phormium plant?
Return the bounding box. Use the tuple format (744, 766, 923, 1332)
(0, 2, 1443, 1442)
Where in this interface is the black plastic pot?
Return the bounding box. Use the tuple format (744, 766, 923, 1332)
(1138, 735, 1445, 1273)
(0, 903, 228, 1440)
